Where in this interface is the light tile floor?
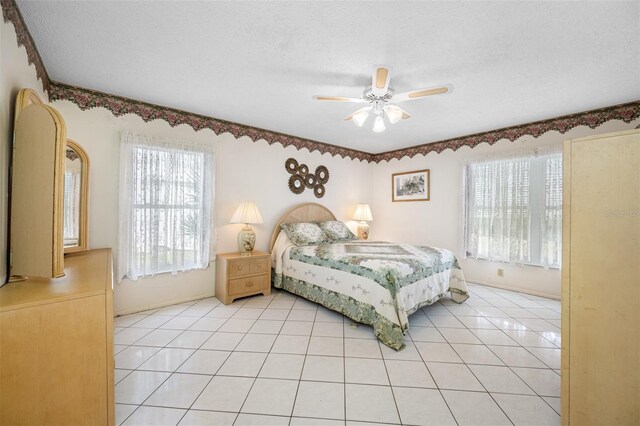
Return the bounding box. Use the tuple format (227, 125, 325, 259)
(114, 283, 561, 425)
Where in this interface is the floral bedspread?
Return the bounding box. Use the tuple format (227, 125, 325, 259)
(271, 239, 469, 350)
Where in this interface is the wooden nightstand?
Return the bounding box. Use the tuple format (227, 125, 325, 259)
(215, 251, 271, 305)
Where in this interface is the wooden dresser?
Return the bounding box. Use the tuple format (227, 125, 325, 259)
(216, 251, 271, 304)
(562, 129, 639, 425)
(0, 248, 115, 425)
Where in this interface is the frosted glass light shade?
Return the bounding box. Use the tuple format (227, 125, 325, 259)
(352, 109, 370, 127)
(384, 105, 403, 124)
(372, 115, 386, 133)
(230, 201, 264, 224)
(353, 204, 373, 221)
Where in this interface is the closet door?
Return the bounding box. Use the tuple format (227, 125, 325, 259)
(10, 103, 66, 278)
(562, 129, 639, 425)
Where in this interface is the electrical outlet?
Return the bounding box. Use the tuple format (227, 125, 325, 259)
(497, 268, 504, 277)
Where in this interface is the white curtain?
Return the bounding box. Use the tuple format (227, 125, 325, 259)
(463, 147, 562, 268)
(540, 154, 562, 268)
(63, 171, 81, 245)
(464, 156, 531, 264)
(118, 132, 216, 281)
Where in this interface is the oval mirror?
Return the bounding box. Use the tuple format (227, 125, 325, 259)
(64, 140, 89, 252)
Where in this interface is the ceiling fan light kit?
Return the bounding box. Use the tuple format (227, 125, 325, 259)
(383, 105, 403, 124)
(351, 107, 371, 127)
(373, 115, 386, 133)
(314, 66, 452, 133)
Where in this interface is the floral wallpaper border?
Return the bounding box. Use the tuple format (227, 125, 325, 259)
(1, 0, 50, 92)
(374, 101, 640, 162)
(49, 82, 375, 162)
(50, 81, 640, 163)
(4, 0, 639, 164)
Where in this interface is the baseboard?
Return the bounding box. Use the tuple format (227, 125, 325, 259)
(114, 292, 216, 317)
(469, 279, 560, 300)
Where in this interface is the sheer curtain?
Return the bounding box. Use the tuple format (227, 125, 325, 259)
(540, 154, 562, 268)
(463, 147, 562, 267)
(464, 156, 532, 264)
(118, 132, 216, 281)
(63, 171, 81, 245)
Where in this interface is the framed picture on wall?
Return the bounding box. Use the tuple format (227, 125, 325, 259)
(392, 169, 430, 202)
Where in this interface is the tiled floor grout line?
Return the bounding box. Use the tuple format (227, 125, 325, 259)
(448, 343, 516, 426)
(407, 321, 460, 426)
(287, 303, 320, 425)
(171, 307, 241, 426)
(114, 284, 561, 425)
(233, 296, 295, 425)
(381, 344, 409, 424)
(461, 291, 561, 414)
(120, 298, 242, 425)
(133, 295, 281, 425)
(116, 300, 206, 425)
(416, 292, 559, 424)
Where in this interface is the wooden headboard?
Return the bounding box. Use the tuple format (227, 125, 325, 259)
(269, 203, 336, 252)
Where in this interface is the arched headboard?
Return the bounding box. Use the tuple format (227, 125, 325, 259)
(269, 203, 336, 252)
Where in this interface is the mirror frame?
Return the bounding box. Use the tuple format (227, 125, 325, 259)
(14, 88, 44, 125)
(11, 89, 66, 278)
(13, 89, 91, 255)
(64, 139, 90, 253)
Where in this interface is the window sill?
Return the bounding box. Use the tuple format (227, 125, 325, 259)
(463, 256, 560, 271)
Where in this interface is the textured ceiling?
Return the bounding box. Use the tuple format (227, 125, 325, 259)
(17, 1, 640, 153)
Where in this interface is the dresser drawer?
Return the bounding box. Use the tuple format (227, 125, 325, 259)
(250, 257, 269, 275)
(228, 275, 268, 296)
(228, 258, 251, 278)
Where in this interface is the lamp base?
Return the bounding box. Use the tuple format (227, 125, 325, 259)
(238, 225, 256, 255)
(357, 221, 369, 240)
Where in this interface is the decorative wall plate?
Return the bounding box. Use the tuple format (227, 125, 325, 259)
(315, 165, 330, 184)
(285, 158, 299, 173)
(288, 175, 305, 194)
(285, 158, 329, 198)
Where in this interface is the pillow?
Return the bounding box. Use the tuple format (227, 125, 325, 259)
(280, 222, 328, 246)
(318, 220, 358, 242)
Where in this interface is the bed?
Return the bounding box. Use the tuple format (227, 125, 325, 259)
(270, 203, 469, 350)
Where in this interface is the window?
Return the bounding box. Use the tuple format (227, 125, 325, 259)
(463, 149, 562, 268)
(118, 132, 215, 281)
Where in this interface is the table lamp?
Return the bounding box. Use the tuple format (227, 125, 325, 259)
(353, 203, 373, 240)
(230, 201, 263, 255)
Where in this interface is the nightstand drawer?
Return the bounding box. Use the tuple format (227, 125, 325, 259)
(228, 275, 268, 296)
(228, 258, 251, 278)
(250, 257, 269, 275)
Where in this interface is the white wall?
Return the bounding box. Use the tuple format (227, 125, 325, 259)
(370, 119, 639, 299)
(51, 101, 374, 314)
(3, 18, 638, 306)
(0, 20, 47, 285)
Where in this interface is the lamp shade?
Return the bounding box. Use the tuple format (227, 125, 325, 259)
(353, 204, 373, 221)
(230, 201, 264, 224)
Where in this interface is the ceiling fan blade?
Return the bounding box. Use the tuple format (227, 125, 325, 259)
(371, 66, 391, 96)
(397, 106, 412, 120)
(393, 84, 454, 102)
(313, 95, 365, 103)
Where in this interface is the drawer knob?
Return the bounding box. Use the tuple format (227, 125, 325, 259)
(245, 282, 254, 287)
(257, 264, 262, 268)
(237, 265, 243, 270)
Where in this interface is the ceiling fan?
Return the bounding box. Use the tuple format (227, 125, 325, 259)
(313, 66, 453, 133)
